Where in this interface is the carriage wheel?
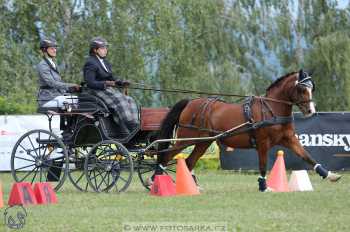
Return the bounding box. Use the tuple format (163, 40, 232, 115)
(67, 145, 93, 191)
(137, 154, 177, 190)
(11, 129, 69, 191)
(84, 140, 133, 193)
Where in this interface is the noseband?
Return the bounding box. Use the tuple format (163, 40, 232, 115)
(295, 76, 315, 106)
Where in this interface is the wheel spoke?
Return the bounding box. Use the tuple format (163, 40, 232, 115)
(93, 170, 98, 189)
(40, 167, 43, 182)
(27, 135, 39, 157)
(119, 165, 131, 171)
(30, 167, 39, 183)
(166, 168, 176, 174)
(139, 168, 153, 175)
(84, 182, 89, 191)
(15, 163, 36, 171)
(47, 168, 60, 181)
(14, 156, 35, 162)
(73, 172, 85, 185)
(18, 144, 37, 160)
(107, 172, 110, 187)
(118, 175, 128, 183)
(18, 167, 38, 182)
(97, 172, 109, 190)
(90, 168, 105, 180)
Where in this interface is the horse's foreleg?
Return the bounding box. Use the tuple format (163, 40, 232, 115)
(281, 136, 341, 182)
(185, 142, 211, 186)
(257, 145, 269, 192)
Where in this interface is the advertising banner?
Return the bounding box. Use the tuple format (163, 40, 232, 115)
(0, 115, 60, 171)
(220, 112, 350, 171)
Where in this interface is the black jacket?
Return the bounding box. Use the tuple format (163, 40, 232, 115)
(83, 55, 120, 90)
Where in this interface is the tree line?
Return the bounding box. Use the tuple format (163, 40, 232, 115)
(0, 0, 349, 114)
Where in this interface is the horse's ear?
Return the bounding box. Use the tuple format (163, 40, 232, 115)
(298, 69, 310, 81)
(298, 69, 304, 81)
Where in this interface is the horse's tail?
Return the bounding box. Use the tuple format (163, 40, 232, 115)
(157, 99, 190, 151)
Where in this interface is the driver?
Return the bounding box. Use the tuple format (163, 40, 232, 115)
(83, 37, 139, 135)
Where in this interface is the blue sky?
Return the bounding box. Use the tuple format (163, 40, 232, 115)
(337, 0, 349, 9)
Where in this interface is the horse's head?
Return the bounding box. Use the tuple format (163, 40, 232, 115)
(266, 69, 316, 117)
(290, 70, 316, 117)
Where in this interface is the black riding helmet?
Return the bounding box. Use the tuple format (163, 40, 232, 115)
(90, 37, 108, 49)
(40, 38, 58, 50)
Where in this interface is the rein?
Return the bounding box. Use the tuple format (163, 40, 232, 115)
(128, 82, 250, 98)
(127, 82, 306, 106)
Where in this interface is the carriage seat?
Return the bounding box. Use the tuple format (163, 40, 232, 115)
(36, 95, 79, 114)
(140, 107, 169, 131)
(37, 93, 109, 115)
(37, 106, 63, 114)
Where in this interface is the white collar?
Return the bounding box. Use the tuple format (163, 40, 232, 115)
(46, 57, 56, 68)
(96, 56, 108, 72)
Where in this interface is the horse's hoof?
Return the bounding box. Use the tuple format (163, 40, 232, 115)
(327, 172, 342, 182)
(197, 185, 204, 192)
(259, 187, 272, 192)
(263, 187, 273, 192)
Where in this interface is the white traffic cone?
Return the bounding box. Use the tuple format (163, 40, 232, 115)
(288, 170, 313, 191)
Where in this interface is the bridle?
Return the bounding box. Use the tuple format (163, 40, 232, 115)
(262, 75, 316, 107)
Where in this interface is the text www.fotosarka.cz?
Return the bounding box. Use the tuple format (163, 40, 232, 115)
(122, 222, 228, 232)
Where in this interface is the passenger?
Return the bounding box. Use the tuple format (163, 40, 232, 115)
(36, 38, 80, 108)
(83, 37, 139, 135)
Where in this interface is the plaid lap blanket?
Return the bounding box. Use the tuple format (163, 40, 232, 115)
(89, 87, 139, 124)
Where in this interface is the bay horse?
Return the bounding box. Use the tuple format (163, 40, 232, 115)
(154, 70, 341, 191)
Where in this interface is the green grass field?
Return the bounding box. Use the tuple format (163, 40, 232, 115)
(0, 171, 349, 232)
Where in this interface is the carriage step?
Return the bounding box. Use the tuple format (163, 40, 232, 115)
(36, 138, 59, 145)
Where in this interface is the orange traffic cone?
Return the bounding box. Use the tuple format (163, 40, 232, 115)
(0, 182, 3, 208)
(150, 175, 176, 197)
(175, 159, 200, 196)
(8, 182, 37, 206)
(267, 150, 290, 192)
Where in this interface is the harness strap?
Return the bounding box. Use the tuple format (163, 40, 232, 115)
(242, 96, 294, 147)
(243, 97, 257, 147)
(250, 116, 293, 129)
(190, 97, 221, 128)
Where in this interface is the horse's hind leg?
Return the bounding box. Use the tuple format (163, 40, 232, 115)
(281, 136, 341, 182)
(144, 141, 190, 187)
(156, 141, 190, 174)
(186, 142, 211, 171)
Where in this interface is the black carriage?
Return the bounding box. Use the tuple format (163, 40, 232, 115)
(10, 90, 176, 192)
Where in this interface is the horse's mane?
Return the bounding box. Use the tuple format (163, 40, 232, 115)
(266, 71, 298, 92)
